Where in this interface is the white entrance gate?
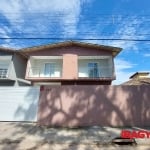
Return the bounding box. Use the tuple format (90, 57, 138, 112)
(0, 87, 40, 121)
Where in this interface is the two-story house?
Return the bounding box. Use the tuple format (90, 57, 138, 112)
(0, 47, 30, 86)
(20, 41, 122, 85)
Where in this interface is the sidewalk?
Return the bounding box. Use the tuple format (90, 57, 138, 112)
(0, 122, 149, 150)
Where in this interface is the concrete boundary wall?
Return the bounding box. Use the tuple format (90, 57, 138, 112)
(38, 85, 150, 127)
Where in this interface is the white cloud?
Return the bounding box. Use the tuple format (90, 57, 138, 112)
(0, 0, 91, 46)
(0, 0, 23, 21)
(113, 71, 134, 85)
(0, 27, 12, 46)
(106, 18, 143, 51)
(144, 53, 150, 57)
(113, 58, 136, 85)
(75, 15, 145, 53)
(115, 59, 135, 71)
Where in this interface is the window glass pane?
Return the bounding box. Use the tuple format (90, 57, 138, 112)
(0, 68, 8, 78)
(0, 62, 9, 78)
(88, 62, 99, 77)
(44, 63, 55, 77)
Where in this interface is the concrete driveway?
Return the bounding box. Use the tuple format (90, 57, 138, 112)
(0, 122, 149, 150)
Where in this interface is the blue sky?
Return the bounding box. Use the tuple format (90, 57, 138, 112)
(0, 0, 150, 84)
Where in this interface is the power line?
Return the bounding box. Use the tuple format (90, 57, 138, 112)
(0, 37, 150, 42)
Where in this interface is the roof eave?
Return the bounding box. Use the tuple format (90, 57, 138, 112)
(0, 47, 16, 53)
(19, 41, 122, 57)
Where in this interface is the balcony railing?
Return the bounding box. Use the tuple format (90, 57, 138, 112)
(28, 67, 62, 78)
(78, 66, 112, 78)
(0, 69, 8, 79)
(28, 66, 112, 79)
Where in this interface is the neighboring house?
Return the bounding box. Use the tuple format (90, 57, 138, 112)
(20, 41, 122, 85)
(0, 47, 30, 86)
(122, 72, 150, 85)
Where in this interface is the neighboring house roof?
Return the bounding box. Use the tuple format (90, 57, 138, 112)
(129, 72, 150, 79)
(122, 78, 150, 85)
(19, 41, 122, 57)
(122, 72, 150, 85)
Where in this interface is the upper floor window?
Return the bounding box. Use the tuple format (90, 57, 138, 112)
(88, 62, 99, 78)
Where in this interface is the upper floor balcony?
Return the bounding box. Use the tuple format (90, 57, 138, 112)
(26, 56, 63, 79)
(78, 56, 114, 79)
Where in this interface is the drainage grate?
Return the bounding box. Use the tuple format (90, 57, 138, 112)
(112, 137, 137, 145)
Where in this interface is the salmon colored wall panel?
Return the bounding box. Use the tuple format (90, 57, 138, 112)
(63, 54, 78, 79)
